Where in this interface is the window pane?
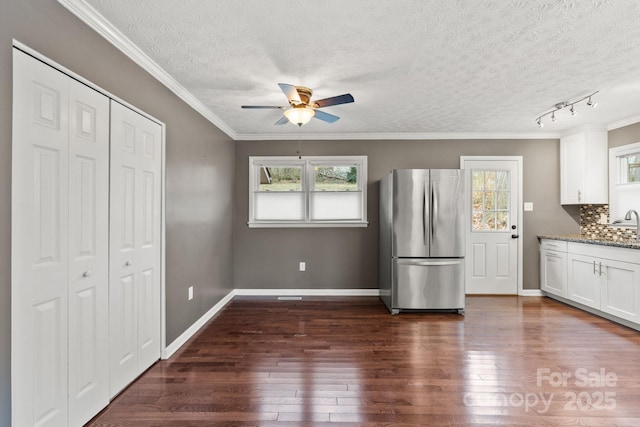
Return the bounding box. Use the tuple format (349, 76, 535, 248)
(496, 171, 509, 190)
(496, 212, 509, 230)
(310, 191, 362, 220)
(472, 171, 484, 190)
(484, 171, 496, 190)
(472, 191, 483, 209)
(259, 166, 302, 191)
(472, 210, 483, 231)
(484, 191, 495, 210)
(483, 212, 496, 230)
(254, 192, 304, 220)
(496, 191, 509, 210)
(627, 155, 640, 182)
(314, 166, 358, 191)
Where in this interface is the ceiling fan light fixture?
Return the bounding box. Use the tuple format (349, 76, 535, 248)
(284, 107, 315, 126)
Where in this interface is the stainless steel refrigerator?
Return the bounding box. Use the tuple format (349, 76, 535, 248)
(379, 169, 466, 314)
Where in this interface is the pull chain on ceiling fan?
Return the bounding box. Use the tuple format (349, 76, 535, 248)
(241, 83, 355, 126)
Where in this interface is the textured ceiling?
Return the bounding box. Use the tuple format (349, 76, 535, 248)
(78, 0, 640, 138)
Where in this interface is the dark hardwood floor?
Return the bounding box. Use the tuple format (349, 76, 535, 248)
(87, 296, 640, 426)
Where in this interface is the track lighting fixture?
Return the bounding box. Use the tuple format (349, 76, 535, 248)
(534, 91, 598, 127)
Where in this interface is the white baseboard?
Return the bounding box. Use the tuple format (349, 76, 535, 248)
(233, 288, 380, 297)
(520, 289, 544, 297)
(162, 289, 235, 359)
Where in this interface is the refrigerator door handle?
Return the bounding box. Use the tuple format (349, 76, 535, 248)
(423, 181, 427, 246)
(431, 182, 437, 244)
(396, 260, 462, 267)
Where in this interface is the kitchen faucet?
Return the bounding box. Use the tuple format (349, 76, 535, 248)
(624, 209, 640, 241)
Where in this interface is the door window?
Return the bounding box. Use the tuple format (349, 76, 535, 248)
(471, 170, 510, 231)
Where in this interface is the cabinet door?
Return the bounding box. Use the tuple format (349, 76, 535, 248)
(567, 253, 600, 309)
(560, 132, 585, 204)
(600, 259, 640, 322)
(540, 249, 567, 298)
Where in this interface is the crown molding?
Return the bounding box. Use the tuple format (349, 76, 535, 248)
(608, 114, 640, 131)
(234, 131, 562, 141)
(56, 0, 238, 140)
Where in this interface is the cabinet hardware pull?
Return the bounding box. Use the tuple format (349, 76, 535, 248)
(599, 262, 603, 276)
(82, 270, 92, 278)
(125, 260, 132, 266)
(593, 261, 597, 274)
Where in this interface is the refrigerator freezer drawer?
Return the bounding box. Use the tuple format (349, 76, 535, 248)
(392, 258, 465, 310)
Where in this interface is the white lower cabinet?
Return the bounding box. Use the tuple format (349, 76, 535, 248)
(540, 241, 567, 298)
(541, 239, 640, 327)
(567, 253, 602, 310)
(600, 259, 640, 322)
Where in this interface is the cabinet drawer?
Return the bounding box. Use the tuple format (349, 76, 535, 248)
(568, 242, 640, 264)
(540, 239, 567, 252)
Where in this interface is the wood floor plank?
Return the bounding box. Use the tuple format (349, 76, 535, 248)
(87, 296, 640, 426)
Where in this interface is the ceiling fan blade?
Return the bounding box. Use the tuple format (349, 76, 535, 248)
(278, 83, 302, 103)
(314, 93, 354, 108)
(241, 105, 285, 109)
(274, 116, 289, 125)
(313, 110, 340, 123)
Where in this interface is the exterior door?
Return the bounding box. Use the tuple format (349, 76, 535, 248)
(109, 100, 162, 397)
(460, 157, 521, 294)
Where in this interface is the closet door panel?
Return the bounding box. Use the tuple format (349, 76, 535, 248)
(67, 80, 110, 426)
(110, 101, 162, 397)
(12, 49, 70, 427)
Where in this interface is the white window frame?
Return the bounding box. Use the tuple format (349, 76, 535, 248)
(248, 156, 368, 228)
(609, 142, 640, 225)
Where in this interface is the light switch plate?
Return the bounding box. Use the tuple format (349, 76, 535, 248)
(524, 202, 533, 211)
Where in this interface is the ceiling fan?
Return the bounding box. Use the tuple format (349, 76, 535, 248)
(241, 83, 355, 126)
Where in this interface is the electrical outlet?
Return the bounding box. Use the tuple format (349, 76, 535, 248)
(524, 202, 534, 211)
(299, 262, 306, 272)
(188, 286, 194, 301)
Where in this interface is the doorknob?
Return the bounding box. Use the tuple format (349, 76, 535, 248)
(511, 234, 519, 239)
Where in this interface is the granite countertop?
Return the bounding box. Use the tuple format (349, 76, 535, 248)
(538, 234, 640, 250)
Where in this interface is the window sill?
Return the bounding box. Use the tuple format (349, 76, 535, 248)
(248, 221, 369, 229)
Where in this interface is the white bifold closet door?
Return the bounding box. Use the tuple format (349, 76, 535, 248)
(109, 101, 162, 397)
(12, 50, 110, 427)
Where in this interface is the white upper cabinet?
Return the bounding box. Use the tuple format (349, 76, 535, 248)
(560, 129, 608, 204)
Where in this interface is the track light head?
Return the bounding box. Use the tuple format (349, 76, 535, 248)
(570, 104, 577, 116)
(551, 111, 556, 122)
(536, 118, 544, 128)
(587, 96, 597, 108)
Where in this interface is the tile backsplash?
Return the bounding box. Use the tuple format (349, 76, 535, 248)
(580, 204, 637, 241)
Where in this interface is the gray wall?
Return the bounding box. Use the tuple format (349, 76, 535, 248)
(234, 138, 580, 291)
(610, 122, 640, 148)
(1, 1, 235, 423)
